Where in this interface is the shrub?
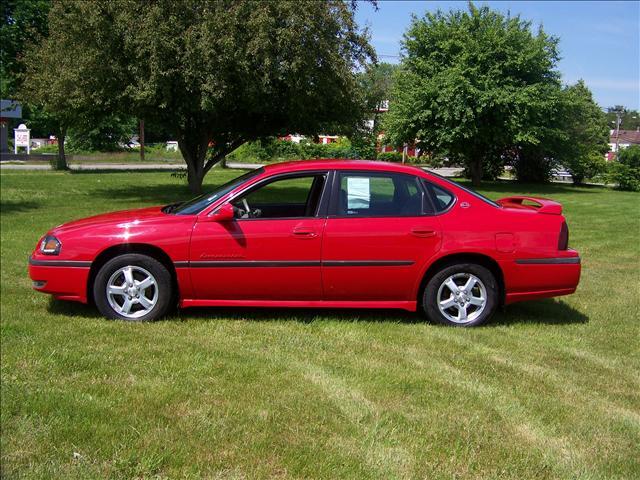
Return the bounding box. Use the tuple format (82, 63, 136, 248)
(609, 163, 640, 191)
(618, 145, 640, 169)
(609, 145, 640, 191)
(32, 144, 58, 154)
(226, 137, 371, 163)
(420, 155, 445, 168)
(376, 151, 403, 162)
(226, 140, 272, 163)
(566, 152, 608, 185)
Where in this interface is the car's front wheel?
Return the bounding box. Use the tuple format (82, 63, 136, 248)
(93, 254, 173, 321)
(423, 263, 498, 327)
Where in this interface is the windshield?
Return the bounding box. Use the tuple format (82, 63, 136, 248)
(172, 168, 264, 215)
(428, 172, 500, 208)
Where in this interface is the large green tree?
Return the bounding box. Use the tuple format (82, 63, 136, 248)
(21, 0, 109, 170)
(1, 0, 50, 98)
(359, 62, 398, 132)
(383, 3, 562, 185)
(510, 80, 609, 184)
(554, 81, 609, 184)
(1, 0, 60, 155)
(23, 0, 374, 192)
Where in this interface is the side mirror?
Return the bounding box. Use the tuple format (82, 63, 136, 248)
(208, 203, 235, 222)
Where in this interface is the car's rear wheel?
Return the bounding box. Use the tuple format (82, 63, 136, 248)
(93, 254, 172, 321)
(423, 263, 498, 327)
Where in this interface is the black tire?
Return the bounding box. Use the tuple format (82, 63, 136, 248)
(93, 254, 173, 321)
(422, 263, 498, 327)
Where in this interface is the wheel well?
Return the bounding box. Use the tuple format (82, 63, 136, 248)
(417, 253, 505, 307)
(87, 243, 178, 304)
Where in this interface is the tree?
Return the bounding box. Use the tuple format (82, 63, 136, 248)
(1, 0, 59, 154)
(1, 0, 50, 98)
(609, 145, 640, 191)
(20, 2, 108, 170)
(23, 0, 374, 193)
(382, 3, 562, 185)
(554, 81, 609, 184)
(359, 62, 399, 132)
(347, 62, 399, 159)
(67, 114, 137, 152)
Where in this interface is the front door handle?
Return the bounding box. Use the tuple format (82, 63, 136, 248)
(410, 228, 436, 238)
(292, 227, 317, 238)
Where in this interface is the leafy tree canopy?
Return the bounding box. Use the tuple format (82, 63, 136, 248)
(21, 0, 110, 169)
(554, 80, 609, 184)
(23, 0, 375, 192)
(609, 145, 640, 191)
(359, 63, 398, 114)
(382, 2, 562, 185)
(618, 144, 640, 169)
(0, 0, 50, 98)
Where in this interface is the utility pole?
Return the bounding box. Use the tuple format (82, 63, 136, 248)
(139, 119, 145, 162)
(614, 110, 622, 160)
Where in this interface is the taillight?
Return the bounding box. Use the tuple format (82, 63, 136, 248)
(558, 221, 569, 250)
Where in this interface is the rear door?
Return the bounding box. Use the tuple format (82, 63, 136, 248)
(321, 170, 442, 301)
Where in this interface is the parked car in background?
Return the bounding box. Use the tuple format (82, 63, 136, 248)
(28, 160, 580, 326)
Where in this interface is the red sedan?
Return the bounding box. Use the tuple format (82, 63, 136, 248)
(28, 160, 580, 326)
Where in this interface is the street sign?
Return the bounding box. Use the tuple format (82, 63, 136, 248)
(14, 123, 30, 154)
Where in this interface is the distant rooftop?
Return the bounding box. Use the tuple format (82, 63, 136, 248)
(610, 129, 640, 145)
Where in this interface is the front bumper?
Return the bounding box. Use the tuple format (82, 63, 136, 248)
(28, 256, 91, 303)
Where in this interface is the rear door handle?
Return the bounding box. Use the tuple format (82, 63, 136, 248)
(410, 228, 436, 238)
(292, 227, 317, 238)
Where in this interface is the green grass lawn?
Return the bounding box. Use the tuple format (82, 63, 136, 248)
(1, 170, 639, 479)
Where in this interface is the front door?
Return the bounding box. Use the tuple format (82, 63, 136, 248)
(189, 172, 328, 300)
(322, 171, 442, 301)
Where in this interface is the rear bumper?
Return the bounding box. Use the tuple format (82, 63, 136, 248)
(503, 253, 581, 305)
(28, 256, 90, 303)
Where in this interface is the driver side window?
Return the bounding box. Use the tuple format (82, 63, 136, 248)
(232, 174, 326, 219)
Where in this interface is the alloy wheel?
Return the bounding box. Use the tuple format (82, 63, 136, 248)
(436, 273, 487, 324)
(106, 265, 159, 319)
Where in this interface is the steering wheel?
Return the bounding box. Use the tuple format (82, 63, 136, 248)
(233, 198, 261, 219)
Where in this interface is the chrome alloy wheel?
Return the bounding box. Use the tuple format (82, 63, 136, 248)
(106, 265, 159, 319)
(436, 273, 487, 324)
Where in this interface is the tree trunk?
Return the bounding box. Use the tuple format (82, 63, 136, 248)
(177, 127, 215, 194)
(55, 127, 68, 170)
(179, 137, 208, 195)
(470, 157, 482, 187)
(139, 119, 145, 162)
(178, 127, 243, 194)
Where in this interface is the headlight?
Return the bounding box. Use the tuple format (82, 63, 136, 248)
(40, 235, 61, 255)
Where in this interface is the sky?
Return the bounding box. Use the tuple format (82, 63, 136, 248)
(355, 1, 640, 110)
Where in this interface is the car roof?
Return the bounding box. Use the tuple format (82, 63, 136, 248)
(262, 159, 428, 176)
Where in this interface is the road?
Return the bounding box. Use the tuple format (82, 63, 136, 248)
(0, 161, 464, 177)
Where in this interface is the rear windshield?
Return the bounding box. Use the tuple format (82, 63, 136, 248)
(428, 172, 500, 208)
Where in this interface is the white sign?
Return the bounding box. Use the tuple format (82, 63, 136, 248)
(14, 123, 30, 154)
(347, 177, 370, 210)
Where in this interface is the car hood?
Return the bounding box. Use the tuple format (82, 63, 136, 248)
(51, 206, 167, 234)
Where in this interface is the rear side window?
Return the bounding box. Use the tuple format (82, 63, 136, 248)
(334, 172, 427, 217)
(428, 183, 455, 212)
